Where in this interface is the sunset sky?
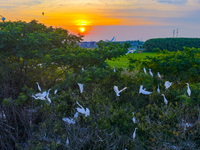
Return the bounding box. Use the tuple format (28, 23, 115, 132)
(0, 0, 200, 41)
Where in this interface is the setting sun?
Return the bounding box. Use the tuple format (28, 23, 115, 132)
(79, 27, 85, 33)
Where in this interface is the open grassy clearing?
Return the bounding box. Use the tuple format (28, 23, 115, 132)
(106, 52, 157, 68)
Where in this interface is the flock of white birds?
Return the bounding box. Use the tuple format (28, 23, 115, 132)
(31, 67, 191, 145)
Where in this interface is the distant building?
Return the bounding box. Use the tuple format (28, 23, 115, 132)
(78, 40, 144, 49)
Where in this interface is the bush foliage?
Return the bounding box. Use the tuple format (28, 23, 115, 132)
(1, 20, 200, 150)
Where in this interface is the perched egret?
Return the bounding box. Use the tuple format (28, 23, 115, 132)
(62, 39, 66, 43)
(149, 69, 153, 77)
(36, 82, 41, 91)
(76, 101, 90, 117)
(186, 83, 191, 97)
(157, 85, 160, 93)
(132, 112, 136, 123)
(133, 128, 137, 140)
(164, 81, 172, 90)
(82, 67, 84, 71)
(46, 89, 51, 103)
(0, 111, 6, 119)
(161, 94, 168, 105)
(77, 83, 83, 93)
(74, 112, 79, 118)
(143, 68, 147, 74)
(54, 89, 58, 94)
(114, 85, 127, 96)
(66, 137, 69, 146)
(139, 85, 152, 95)
(157, 72, 161, 79)
(113, 66, 116, 72)
(181, 119, 192, 131)
(62, 117, 75, 125)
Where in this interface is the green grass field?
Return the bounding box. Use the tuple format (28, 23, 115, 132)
(106, 52, 157, 68)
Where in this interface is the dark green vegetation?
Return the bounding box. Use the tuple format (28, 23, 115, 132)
(1, 20, 200, 150)
(143, 37, 200, 52)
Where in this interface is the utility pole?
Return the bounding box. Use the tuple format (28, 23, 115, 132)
(176, 28, 178, 38)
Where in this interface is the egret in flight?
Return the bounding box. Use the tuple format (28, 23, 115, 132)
(114, 85, 127, 96)
(149, 69, 153, 77)
(77, 83, 83, 93)
(139, 85, 152, 95)
(46, 89, 51, 103)
(36, 82, 41, 91)
(164, 81, 172, 90)
(161, 94, 168, 105)
(62, 117, 75, 125)
(186, 83, 191, 97)
(32, 91, 47, 100)
(133, 128, 138, 140)
(76, 101, 90, 117)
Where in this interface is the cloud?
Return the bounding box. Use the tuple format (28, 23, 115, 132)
(157, 0, 187, 4)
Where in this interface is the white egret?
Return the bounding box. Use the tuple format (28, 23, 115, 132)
(74, 112, 79, 118)
(32, 91, 47, 100)
(114, 85, 127, 96)
(161, 94, 168, 105)
(186, 83, 191, 97)
(157, 85, 160, 93)
(149, 69, 153, 77)
(54, 89, 58, 94)
(157, 72, 161, 79)
(46, 89, 51, 103)
(76, 101, 90, 117)
(133, 128, 137, 140)
(113, 66, 116, 72)
(77, 83, 83, 93)
(32, 95, 46, 100)
(62, 117, 75, 125)
(126, 50, 134, 55)
(139, 85, 152, 95)
(35, 91, 47, 98)
(143, 68, 147, 74)
(66, 137, 69, 146)
(62, 39, 66, 43)
(181, 119, 192, 131)
(132, 112, 136, 123)
(82, 67, 84, 71)
(36, 82, 41, 91)
(164, 81, 172, 90)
